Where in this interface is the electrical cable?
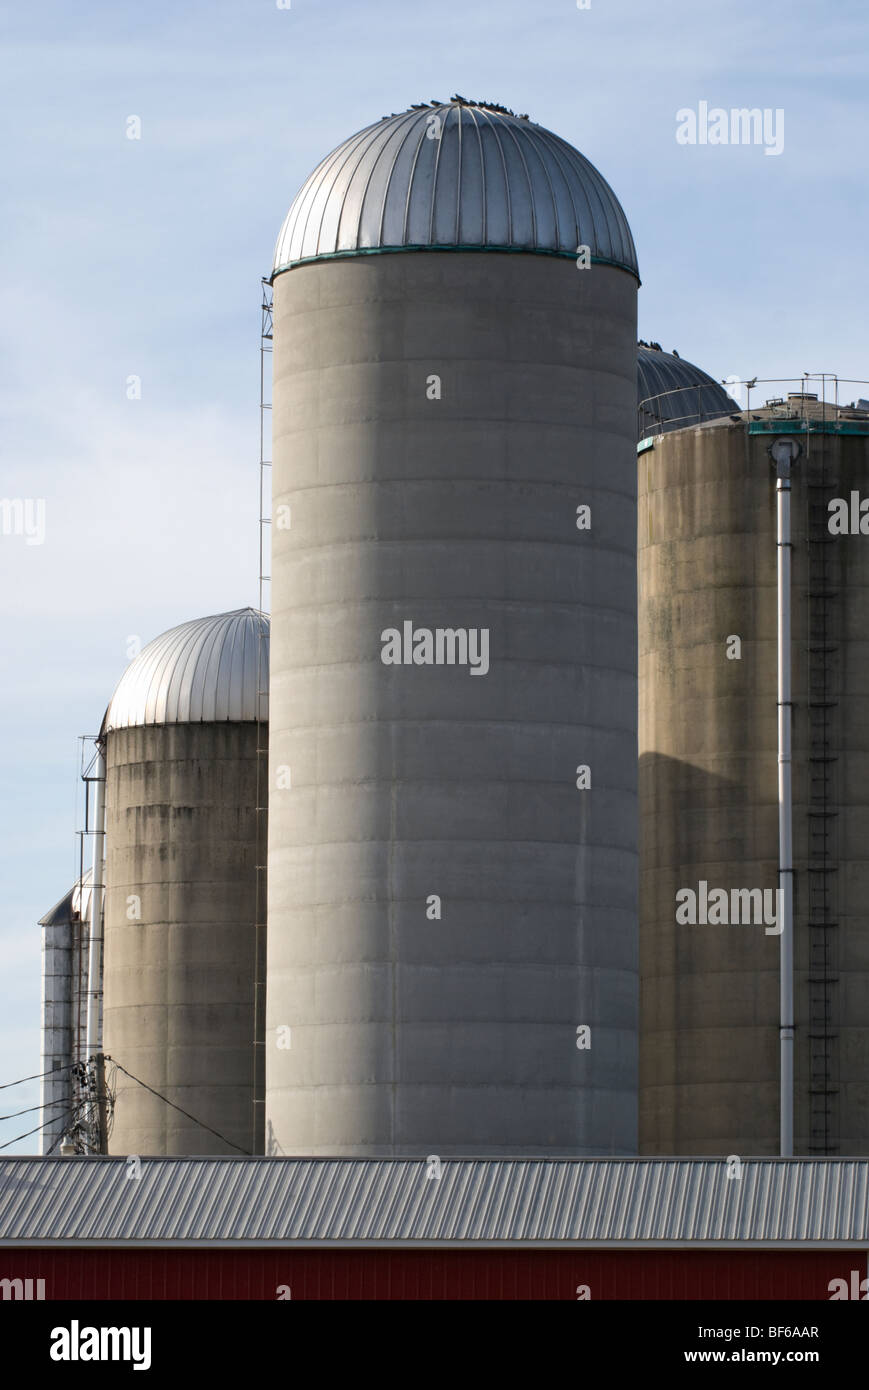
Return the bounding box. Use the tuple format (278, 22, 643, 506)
(108, 1059, 251, 1155)
(0, 1063, 77, 1091)
(0, 1098, 71, 1122)
(0, 1112, 77, 1151)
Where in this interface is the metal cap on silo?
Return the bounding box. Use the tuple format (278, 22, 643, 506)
(272, 97, 639, 280)
(102, 607, 269, 732)
(637, 344, 739, 439)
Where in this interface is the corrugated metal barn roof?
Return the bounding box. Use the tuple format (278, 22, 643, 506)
(1, 1158, 867, 1248)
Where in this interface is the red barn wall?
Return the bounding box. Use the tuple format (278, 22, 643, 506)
(1, 1248, 863, 1300)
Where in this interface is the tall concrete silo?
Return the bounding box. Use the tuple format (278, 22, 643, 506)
(101, 608, 268, 1155)
(639, 390, 869, 1156)
(266, 99, 640, 1156)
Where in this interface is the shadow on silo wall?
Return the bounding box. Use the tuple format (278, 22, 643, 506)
(640, 751, 780, 1156)
(103, 723, 263, 1156)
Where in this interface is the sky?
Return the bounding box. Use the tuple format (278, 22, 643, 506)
(1, 0, 867, 1152)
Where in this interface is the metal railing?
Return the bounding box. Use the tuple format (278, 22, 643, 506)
(638, 374, 869, 441)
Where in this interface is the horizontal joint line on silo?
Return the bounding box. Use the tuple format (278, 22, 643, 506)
(268, 895, 625, 906)
(269, 596, 637, 616)
(274, 350, 638, 368)
(268, 715, 632, 732)
(267, 773, 636, 789)
(269, 738, 635, 754)
(271, 391, 639, 416)
(271, 662, 637, 681)
(264, 1023, 631, 1034)
(268, 839, 634, 850)
(268, 833, 634, 849)
(268, 909, 629, 918)
(273, 542, 637, 559)
(270, 479, 638, 500)
(274, 421, 638, 442)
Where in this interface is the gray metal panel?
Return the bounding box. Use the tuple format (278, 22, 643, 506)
(176, 613, 221, 723)
(102, 608, 269, 731)
(272, 102, 639, 277)
(1, 1158, 868, 1246)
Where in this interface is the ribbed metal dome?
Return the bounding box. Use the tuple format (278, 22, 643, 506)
(273, 99, 638, 279)
(637, 346, 738, 439)
(102, 608, 269, 733)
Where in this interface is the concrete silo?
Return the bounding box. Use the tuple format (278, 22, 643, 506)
(101, 608, 268, 1155)
(639, 389, 869, 1155)
(266, 99, 640, 1156)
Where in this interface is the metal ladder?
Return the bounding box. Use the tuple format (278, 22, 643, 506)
(804, 433, 840, 1153)
(252, 279, 273, 1155)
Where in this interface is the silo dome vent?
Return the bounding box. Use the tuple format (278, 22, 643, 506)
(272, 100, 638, 279)
(102, 607, 269, 733)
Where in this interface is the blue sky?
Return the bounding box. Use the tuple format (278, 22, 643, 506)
(1, 0, 867, 1151)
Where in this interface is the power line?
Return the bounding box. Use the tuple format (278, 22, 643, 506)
(45, 1130, 67, 1155)
(0, 1060, 114, 1154)
(0, 1063, 77, 1091)
(108, 1060, 251, 1155)
(0, 1112, 75, 1152)
(0, 1098, 71, 1123)
(43, 1090, 94, 1156)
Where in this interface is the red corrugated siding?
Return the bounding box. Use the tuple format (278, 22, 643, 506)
(1, 1249, 860, 1299)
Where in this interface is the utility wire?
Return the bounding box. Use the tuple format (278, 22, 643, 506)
(0, 1098, 71, 1122)
(0, 1063, 77, 1091)
(0, 1112, 76, 1151)
(0, 1062, 112, 1152)
(43, 1091, 93, 1156)
(0, 1061, 244, 1156)
(44, 1111, 83, 1156)
(109, 1060, 251, 1155)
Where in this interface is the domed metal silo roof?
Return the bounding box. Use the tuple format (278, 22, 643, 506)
(39, 869, 96, 928)
(637, 345, 738, 439)
(102, 608, 269, 733)
(272, 98, 638, 280)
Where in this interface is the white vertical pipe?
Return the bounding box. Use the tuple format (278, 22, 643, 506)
(85, 743, 106, 1059)
(776, 460, 794, 1156)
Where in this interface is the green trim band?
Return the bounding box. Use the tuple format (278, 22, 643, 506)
(749, 419, 869, 437)
(270, 242, 641, 285)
